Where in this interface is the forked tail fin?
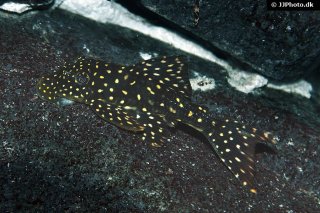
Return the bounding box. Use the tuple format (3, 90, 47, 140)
(204, 118, 276, 193)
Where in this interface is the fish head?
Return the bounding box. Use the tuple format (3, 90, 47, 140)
(37, 59, 93, 104)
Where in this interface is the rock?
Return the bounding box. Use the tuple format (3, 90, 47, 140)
(0, 0, 56, 13)
(126, 0, 320, 81)
(0, 6, 319, 213)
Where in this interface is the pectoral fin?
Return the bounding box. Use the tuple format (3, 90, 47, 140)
(89, 99, 144, 132)
(139, 114, 173, 147)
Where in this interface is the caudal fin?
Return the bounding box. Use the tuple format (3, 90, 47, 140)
(204, 118, 276, 193)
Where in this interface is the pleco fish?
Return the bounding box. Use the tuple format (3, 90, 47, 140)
(37, 56, 275, 193)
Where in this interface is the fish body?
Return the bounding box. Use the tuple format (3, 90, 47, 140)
(37, 56, 275, 193)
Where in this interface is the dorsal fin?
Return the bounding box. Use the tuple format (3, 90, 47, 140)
(131, 56, 192, 98)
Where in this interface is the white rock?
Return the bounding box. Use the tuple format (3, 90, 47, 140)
(227, 69, 268, 93)
(0, 2, 30, 13)
(190, 73, 216, 91)
(267, 80, 313, 98)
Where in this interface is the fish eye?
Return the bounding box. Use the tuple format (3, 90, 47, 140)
(75, 74, 89, 85)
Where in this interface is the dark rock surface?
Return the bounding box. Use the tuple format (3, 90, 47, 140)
(125, 0, 320, 81)
(0, 8, 319, 212)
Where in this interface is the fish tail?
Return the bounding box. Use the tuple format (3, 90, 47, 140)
(203, 118, 275, 193)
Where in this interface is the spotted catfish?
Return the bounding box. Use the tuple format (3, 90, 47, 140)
(37, 56, 275, 193)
